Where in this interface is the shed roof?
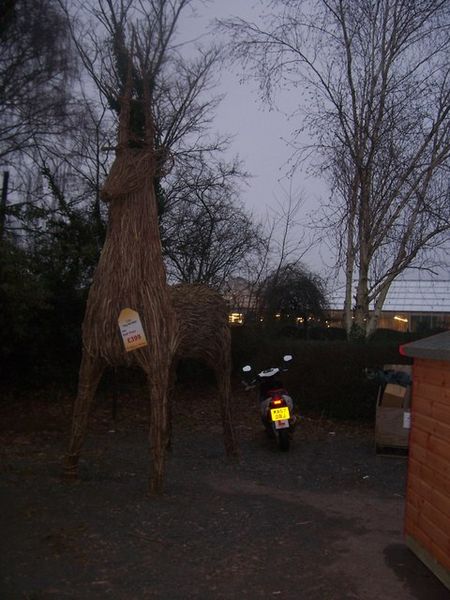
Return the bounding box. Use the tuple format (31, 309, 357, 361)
(382, 279, 450, 312)
(400, 331, 450, 362)
(329, 279, 450, 312)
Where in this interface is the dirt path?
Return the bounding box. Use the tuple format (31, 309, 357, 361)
(1, 385, 448, 599)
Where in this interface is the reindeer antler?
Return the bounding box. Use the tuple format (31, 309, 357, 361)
(142, 66, 155, 147)
(118, 41, 134, 148)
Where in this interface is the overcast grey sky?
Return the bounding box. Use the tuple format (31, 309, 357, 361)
(179, 0, 331, 273)
(178, 0, 449, 284)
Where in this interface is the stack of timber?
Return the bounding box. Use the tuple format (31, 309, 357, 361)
(401, 332, 450, 591)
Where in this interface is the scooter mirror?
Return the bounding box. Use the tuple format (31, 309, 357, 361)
(283, 354, 293, 362)
(242, 365, 252, 373)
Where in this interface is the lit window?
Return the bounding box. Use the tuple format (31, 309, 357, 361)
(394, 315, 408, 323)
(228, 312, 243, 324)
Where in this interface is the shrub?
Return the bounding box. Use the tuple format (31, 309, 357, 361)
(232, 325, 412, 422)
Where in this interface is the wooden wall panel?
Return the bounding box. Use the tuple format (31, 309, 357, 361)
(408, 488, 450, 540)
(411, 389, 432, 415)
(413, 388, 450, 426)
(406, 512, 450, 573)
(409, 427, 429, 451)
(407, 459, 450, 502)
(406, 357, 450, 586)
(409, 435, 450, 479)
(414, 380, 450, 403)
(405, 498, 419, 526)
(414, 359, 450, 387)
(413, 413, 450, 442)
(428, 435, 450, 464)
(430, 542, 450, 574)
(406, 521, 432, 555)
(418, 512, 449, 562)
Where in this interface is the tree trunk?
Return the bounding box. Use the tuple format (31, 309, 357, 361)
(353, 277, 369, 338)
(343, 224, 355, 336)
(353, 231, 370, 338)
(0, 171, 9, 243)
(366, 277, 395, 337)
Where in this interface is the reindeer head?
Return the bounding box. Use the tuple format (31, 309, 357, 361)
(101, 62, 160, 203)
(100, 147, 156, 203)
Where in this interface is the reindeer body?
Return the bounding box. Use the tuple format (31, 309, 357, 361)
(65, 108, 179, 493)
(169, 284, 236, 456)
(83, 148, 177, 370)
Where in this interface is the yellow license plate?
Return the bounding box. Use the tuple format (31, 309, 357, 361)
(270, 406, 290, 421)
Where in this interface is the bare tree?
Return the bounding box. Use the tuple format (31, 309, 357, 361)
(60, 0, 230, 170)
(3, 93, 113, 255)
(236, 185, 314, 318)
(30, 95, 113, 240)
(0, 0, 77, 162)
(0, 0, 80, 254)
(261, 262, 328, 332)
(220, 0, 450, 338)
(161, 159, 263, 288)
(3, 0, 252, 301)
(54, 0, 249, 269)
(265, 184, 311, 283)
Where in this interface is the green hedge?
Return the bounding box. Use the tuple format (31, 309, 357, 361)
(232, 325, 414, 422)
(2, 311, 419, 424)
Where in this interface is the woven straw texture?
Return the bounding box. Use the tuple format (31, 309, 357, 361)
(64, 67, 237, 493)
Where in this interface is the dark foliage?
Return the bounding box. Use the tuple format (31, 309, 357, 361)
(261, 263, 328, 331)
(0, 204, 102, 389)
(0, 0, 77, 160)
(231, 325, 417, 422)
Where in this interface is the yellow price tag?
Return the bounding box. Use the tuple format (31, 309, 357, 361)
(118, 308, 148, 352)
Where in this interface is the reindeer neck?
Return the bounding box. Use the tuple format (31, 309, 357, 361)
(104, 186, 166, 281)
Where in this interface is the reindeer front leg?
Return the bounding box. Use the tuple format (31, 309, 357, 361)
(148, 366, 171, 495)
(64, 353, 105, 479)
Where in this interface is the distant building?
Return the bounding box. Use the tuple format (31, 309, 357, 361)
(223, 276, 257, 325)
(329, 279, 450, 332)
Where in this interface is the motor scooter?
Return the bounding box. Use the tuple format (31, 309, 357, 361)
(242, 355, 295, 451)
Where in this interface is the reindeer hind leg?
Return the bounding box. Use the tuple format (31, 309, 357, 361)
(213, 356, 239, 460)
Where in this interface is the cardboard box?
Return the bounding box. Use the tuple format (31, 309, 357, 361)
(383, 364, 412, 375)
(375, 384, 411, 450)
(382, 383, 407, 408)
(375, 365, 412, 450)
(375, 405, 410, 449)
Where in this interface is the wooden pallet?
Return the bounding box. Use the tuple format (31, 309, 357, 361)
(375, 444, 408, 457)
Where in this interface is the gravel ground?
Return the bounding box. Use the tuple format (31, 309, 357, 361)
(0, 383, 449, 600)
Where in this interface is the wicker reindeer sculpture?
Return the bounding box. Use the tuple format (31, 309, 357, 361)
(64, 65, 237, 494)
(169, 283, 237, 455)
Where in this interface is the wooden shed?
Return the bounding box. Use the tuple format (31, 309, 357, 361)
(400, 331, 450, 590)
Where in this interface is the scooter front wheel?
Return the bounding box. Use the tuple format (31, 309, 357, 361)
(278, 428, 290, 451)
